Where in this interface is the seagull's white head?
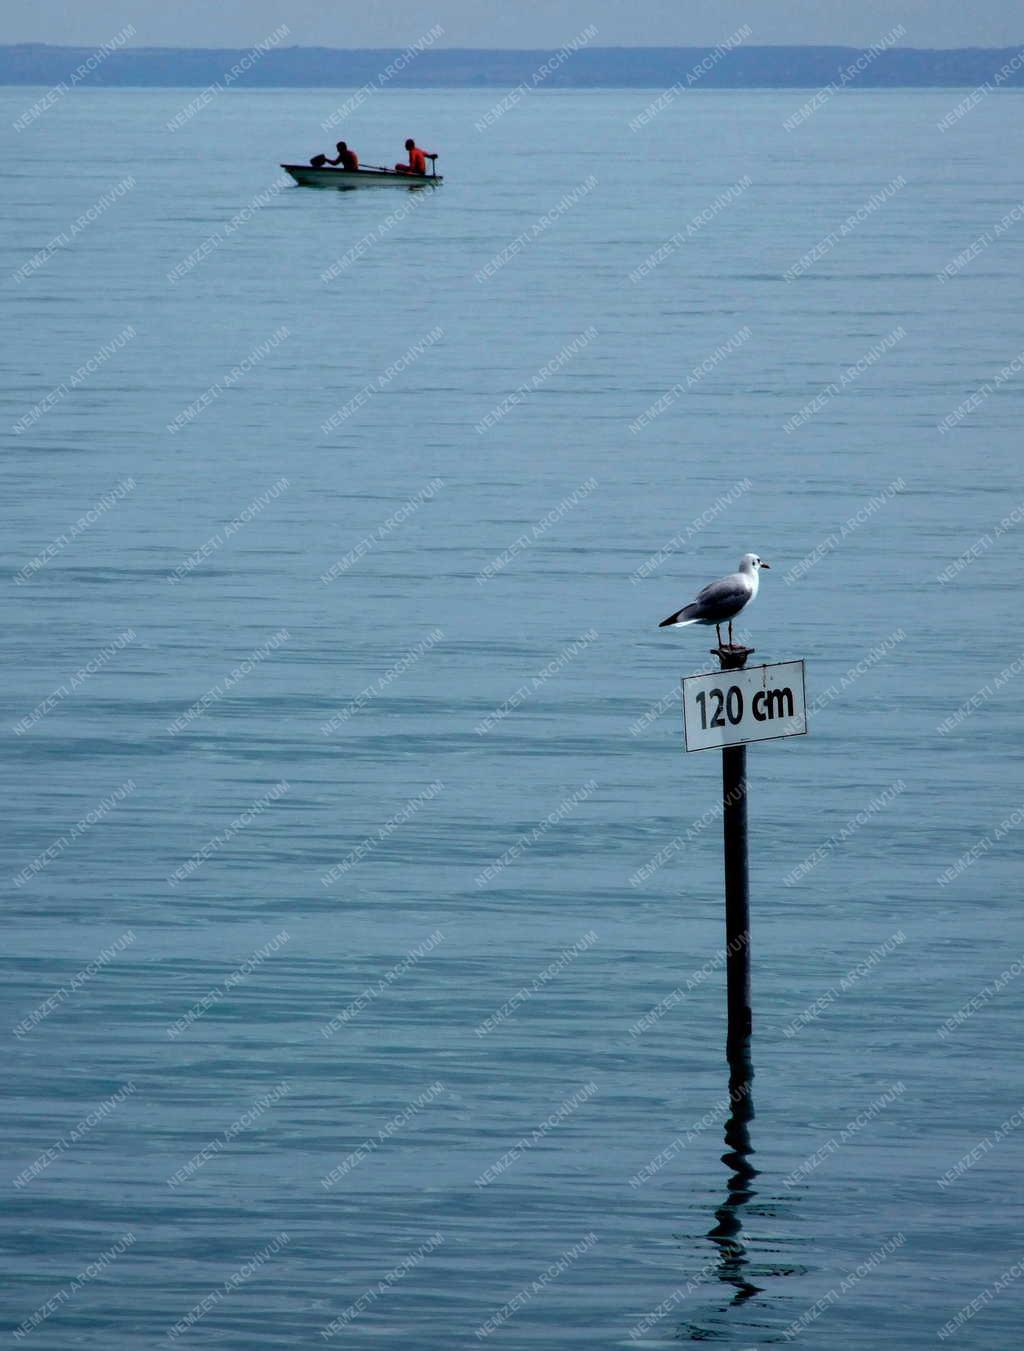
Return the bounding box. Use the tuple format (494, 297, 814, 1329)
(739, 553, 770, 573)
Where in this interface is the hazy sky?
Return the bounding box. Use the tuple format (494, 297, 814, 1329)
(4, 0, 1023, 49)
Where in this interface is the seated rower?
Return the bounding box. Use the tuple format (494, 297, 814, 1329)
(395, 138, 429, 175)
(326, 140, 359, 171)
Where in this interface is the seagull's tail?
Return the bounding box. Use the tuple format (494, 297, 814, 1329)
(659, 603, 701, 628)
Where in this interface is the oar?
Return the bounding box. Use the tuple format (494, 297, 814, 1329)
(363, 158, 438, 177)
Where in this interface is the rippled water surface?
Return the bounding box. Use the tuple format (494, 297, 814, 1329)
(3, 86, 1024, 1348)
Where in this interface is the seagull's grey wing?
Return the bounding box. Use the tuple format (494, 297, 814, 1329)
(689, 572, 752, 621)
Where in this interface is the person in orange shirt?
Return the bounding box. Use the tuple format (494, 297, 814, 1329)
(395, 138, 428, 174)
(327, 141, 359, 171)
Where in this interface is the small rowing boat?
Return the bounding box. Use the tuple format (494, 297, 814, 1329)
(281, 163, 443, 190)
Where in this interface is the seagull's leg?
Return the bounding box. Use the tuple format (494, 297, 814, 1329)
(716, 623, 723, 647)
(728, 620, 734, 646)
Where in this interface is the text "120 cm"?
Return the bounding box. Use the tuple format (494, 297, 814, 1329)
(694, 683, 795, 730)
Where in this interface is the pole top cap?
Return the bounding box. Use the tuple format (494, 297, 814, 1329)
(713, 644, 756, 670)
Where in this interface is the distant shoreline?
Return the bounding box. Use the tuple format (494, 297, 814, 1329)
(2, 42, 1024, 89)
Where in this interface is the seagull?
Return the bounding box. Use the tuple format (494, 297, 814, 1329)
(658, 553, 770, 647)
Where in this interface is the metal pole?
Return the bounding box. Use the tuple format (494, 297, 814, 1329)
(717, 644, 752, 1054)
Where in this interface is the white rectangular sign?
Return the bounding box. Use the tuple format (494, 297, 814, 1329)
(682, 660, 807, 752)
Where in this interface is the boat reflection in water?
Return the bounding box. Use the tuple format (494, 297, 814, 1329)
(706, 1046, 764, 1303)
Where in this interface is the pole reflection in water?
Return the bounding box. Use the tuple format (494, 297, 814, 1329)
(706, 1044, 764, 1302)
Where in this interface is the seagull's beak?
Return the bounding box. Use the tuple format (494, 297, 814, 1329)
(760, 561, 770, 569)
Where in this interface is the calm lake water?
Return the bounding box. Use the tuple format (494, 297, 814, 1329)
(2, 85, 1023, 1348)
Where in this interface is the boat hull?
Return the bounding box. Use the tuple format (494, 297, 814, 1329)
(281, 164, 443, 190)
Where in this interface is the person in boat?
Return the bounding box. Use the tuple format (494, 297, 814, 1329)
(395, 138, 428, 175)
(326, 141, 359, 171)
